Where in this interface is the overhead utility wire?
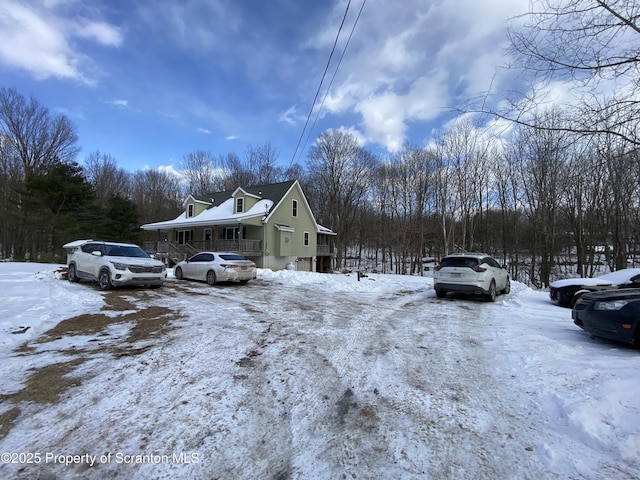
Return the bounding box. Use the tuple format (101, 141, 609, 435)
(289, 0, 352, 168)
(295, 0, 367, 165)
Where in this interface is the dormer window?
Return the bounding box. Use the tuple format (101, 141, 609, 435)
(236, 197, 244, 213)
(187, 204, 194, 217)
(292, 199, 298, 217)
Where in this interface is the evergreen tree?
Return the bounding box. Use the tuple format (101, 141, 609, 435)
(22, 160, 96, 260)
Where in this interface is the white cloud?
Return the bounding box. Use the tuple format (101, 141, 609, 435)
(0, 0, 122, 84)
(197, 128, 211, 134)
(0, 2, 81, 81)
(73, 20, 123, 47)
(354, 73, 450, 152)
(278, 105, 300, 125)
(107, 99, 128, 107)
(158, 111, 180, 119)
(156, 164, 181, 177)
(306, 0, 532, 153)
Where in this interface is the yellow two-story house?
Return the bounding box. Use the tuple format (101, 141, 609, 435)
(141, 180, 336, 272)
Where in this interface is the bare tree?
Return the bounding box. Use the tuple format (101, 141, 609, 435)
(513, 112, 570, 287)
(244, 141, 283, 185)
(306, 130, 378, 268)
(0, 87, 80, 175)
(432, 133, 461, 256)
(501, 0, 640, 146)
(377, 147, 436, 274)
(131, 169, 183, 225)
(559, 141, 608, 277)
(0, 134, 22, 258)
(219, 152, 254, 190)
(438, 119, 494, 252)
(0, 87, 80, 259)
(180, 150, 225, 195)
(597, 136, 638, 270)
(84, 151, 130, 203)
(494, 146, 525, 278)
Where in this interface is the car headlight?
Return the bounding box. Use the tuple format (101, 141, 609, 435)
(594, 300, 630, 311)
(111, 262, 129, 271)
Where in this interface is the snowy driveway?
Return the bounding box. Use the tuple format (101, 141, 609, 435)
(0, 265, 639, 479)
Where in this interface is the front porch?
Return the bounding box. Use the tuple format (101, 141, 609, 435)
(142, 223, 336, 271)
(143, 239, 262, 266)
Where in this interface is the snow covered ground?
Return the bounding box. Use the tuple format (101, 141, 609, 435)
(0, 262, 639, 479)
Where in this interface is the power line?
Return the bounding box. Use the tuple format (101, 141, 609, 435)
(296, 0, 367, 165)
(289, 0, 355, 168)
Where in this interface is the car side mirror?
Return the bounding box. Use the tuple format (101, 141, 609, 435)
(91, 251, 102, 257)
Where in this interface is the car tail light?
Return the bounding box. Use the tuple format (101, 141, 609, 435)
(472, 266, 486, 272)
(221, 264, 238, 269)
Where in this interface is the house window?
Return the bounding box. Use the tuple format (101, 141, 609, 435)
(292, 199, 298, 217)
(236, 197, 244, 213)
(224, 227, 240, 240)
(304, 231, 310, 247)
(176, 230, 192, 245)
(187, 204, 194, 217)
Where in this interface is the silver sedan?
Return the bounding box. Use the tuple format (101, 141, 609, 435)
(174, 252, 257, 285)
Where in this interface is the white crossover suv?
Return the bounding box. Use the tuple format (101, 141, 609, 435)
(433, 252, 510, 302)
(64, 240, 166, 290)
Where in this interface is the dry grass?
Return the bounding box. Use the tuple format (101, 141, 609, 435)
(0, 286, 185, 439)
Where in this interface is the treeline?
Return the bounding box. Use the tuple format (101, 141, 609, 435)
(303, 121, 640, 287)
(2, 85, 639, 287)
(0, 87, 303, 264)
(2, 1, 640, 286)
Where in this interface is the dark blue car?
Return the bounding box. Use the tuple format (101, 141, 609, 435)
(572, 289, 640, 347)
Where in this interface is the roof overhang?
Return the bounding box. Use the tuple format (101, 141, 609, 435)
(141, 213, 265, 231)
(274, 224, 295, 232)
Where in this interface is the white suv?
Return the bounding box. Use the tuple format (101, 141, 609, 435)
(64, 240, 166, 290)
(433, 253, 510, 301)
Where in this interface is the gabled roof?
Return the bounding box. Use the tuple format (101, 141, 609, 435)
(182, 194, 212, 207)
(141, 180, 299, 231)
(192, 180, 296, 215)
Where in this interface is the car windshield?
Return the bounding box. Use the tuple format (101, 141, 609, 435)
(440, 257, 479, 268)
(106, 245, 150, 258)
(219, 254, 248, 261)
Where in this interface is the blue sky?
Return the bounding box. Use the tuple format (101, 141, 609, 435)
(0, 0, 531, 173)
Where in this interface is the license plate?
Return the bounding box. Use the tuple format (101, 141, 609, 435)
(450, 273, 461, 278)
(240, 266, 247, 270)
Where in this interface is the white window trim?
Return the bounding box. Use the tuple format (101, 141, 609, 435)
(236, 197, 244, 213)
(177, 229, 192, 245)
(187, 204, 194, 217)
(292, 199, 298, 217)
(303, 231, 310, 247)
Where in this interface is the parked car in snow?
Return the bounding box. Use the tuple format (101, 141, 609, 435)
(433, 253, 510, 302)
(64, 240, 166, 290)
(174, 252, 257, 285)
(572, 288, 640, 347)
(549, 268, 640, 307)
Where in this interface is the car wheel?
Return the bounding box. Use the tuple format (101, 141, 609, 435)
(240, 279, 250, 284)
(175, 266, 183, 280)
(206, 270, 217, 285)
(485, 280, 496, 302)
(501, 277, 510, 295)
(68, 263, 79, 283)
(435, 289, 447, 298)
(98, 270, 112, 290)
